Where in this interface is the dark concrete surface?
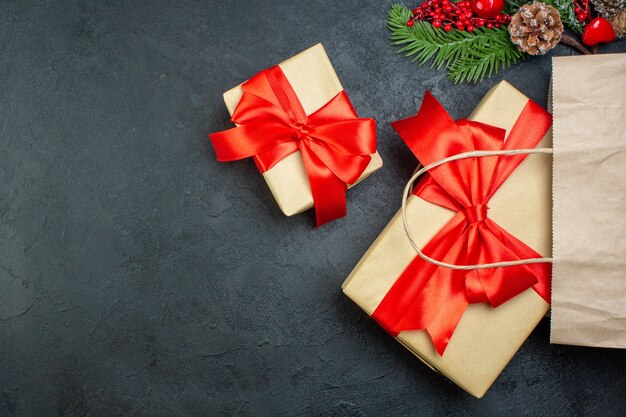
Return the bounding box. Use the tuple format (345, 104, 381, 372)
(1, 0, 625, 416)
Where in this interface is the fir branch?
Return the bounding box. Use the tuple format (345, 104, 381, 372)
(388, 4, 523, 84)
(448, 35, 524, 83)
(504, 0, 550, 13)
(504, 0, 526, 14)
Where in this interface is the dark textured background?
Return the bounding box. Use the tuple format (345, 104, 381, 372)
(1, 0, 625, 416)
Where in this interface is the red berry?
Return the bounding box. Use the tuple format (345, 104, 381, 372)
(486, 22, 493, 28)
(470, 0, 504, 19)
(412, 7, 420, 14)
(495, 14, 502, 21)
(456, 21, 465, 29)
(467, 24, 475, 31)
(574, 6, 581, 13)
(582, 17, 616, 46)
(494, 22, 500, 28)
(407, 20, 414, 27)
(577, 12, 587, 21)
(432, 20, 442, 28)
(444, 5, 453, 12)
(444, 23, 453, 31)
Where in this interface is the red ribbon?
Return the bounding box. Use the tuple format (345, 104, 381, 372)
(210, 66, 376, 227)
(372, 91, 552, 355)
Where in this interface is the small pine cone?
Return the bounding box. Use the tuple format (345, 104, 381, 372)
(609, 10, 626, 37)
(591, 0, 625, 19)
(509, 2, 564, 55)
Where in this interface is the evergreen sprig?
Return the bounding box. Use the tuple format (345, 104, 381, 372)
(388, 4, 524, 83)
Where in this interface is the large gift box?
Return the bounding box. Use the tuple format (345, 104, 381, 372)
(343, 81, 552, 398)
(211, 44, 383, 226)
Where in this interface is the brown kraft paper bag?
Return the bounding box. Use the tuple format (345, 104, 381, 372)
(550, 53, 626, 349)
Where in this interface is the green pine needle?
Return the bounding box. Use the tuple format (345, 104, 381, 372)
(388, 4, 524, 84)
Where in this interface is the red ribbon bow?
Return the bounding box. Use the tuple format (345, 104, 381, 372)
(210, 65, 376, 226)
(372, 92, 552, 355)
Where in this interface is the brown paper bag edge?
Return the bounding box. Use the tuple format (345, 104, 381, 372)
(220, 43, 383, 216)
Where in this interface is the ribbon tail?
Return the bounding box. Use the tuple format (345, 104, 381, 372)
(373, 213, 470, 355)
(389, 265, 469, 355)
(423, 274, 469, 356)
(300, 143, 347, 227)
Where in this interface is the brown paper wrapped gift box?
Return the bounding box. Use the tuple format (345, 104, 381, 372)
(221, 43, 383, 217)
(342, 81, 551, 398)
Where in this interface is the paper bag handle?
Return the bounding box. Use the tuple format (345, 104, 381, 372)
(401, 148, 554, 270)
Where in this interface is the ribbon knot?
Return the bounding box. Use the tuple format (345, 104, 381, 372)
(293, 121, 310, 139)
(209, 65, 376, 227)
(372, 91, 552, 355)
(463, 204, 488, 224)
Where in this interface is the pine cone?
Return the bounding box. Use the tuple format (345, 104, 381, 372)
(591, 0, 625, 19)
(509, 2, 564, 55)
(609, 10, 626, 37)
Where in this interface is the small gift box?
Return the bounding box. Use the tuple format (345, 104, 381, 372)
(343, 81, 552, 398)
(210, 44, 383, 226)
